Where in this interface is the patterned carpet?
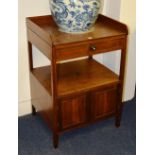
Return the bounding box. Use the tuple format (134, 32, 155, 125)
(18, 97, 136, 155)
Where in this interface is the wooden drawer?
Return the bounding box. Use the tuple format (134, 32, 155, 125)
(56, 43, 89, 61)
(56, 38, 123, 61)
(58, 95, 87, 130)
(89, 38, 124, 55)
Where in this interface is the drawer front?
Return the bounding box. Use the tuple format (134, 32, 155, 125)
(56, 43, 89, 61)
(89, 39, 124, 55)
(58, 95, 87, 130)
(91, 88, 117, 120)
(56, 38, 124, 61)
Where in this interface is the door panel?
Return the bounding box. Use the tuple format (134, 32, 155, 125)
(92, 89, 117, 119)
(59, 95, 87, 130)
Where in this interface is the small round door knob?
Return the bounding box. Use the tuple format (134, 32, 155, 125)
(90, 46, 96, 51)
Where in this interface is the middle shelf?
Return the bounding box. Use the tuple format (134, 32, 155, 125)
(31, 58, 120, 98)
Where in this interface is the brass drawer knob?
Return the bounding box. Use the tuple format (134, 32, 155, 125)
(90, 45, 96, 51)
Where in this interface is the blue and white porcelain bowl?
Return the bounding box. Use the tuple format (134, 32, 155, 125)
(49, 0, 101, 33)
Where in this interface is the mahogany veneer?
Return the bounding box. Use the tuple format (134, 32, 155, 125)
(26, 14, 128, 148)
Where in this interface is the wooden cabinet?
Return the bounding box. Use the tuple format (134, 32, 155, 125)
(26, 14, 128, 148)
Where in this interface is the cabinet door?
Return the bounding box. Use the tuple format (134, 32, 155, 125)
(59, 95, 87, 130)
(92, 88, 117, 120)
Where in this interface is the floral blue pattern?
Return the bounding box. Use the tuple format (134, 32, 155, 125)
(49, 0, 101, 33)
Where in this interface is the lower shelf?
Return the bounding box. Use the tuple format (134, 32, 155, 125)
(31, 58, 119, 98)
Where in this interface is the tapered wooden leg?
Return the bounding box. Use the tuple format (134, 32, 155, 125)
(32, 105, 36, 115)
(115, 39, 127, 128)
(53, 133, 59, 148)
(115, 101, 123, 128)
(115, 116, 121, 128)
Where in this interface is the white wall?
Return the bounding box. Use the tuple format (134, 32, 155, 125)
(18, 0, 136, 116)
(101, 0, 121, 75)
(18, 0, 51, 116)
(102, 0, 136, 101)
(120, 0, 136, 100)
